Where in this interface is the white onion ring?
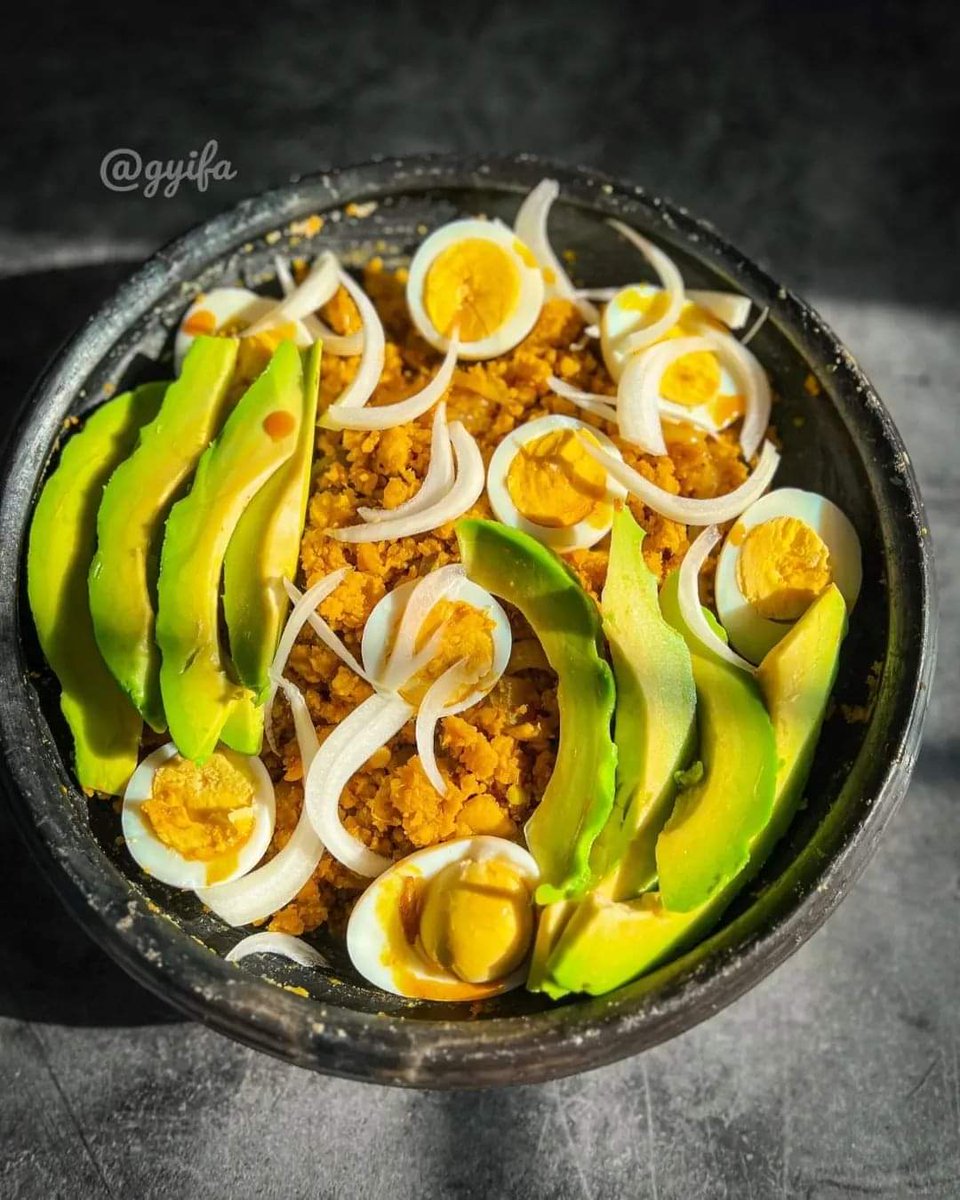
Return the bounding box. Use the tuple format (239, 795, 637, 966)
(678, 526, 757, 674)
(547, 375, 618, 423)
(573, 287, 619, 303)
(358, 402, 455, 524)
(607, 219, 686, 354)
(226, 931, 326, 968)
(303, 692, 411, 877)
(274, 255, 296, 296)
(376, 565, 465, 691)
(309, 319, 364, 356)
(198, 678, 322, 926)
(618, 337, 717, 457)
(327, 267, 385, 410)
(515, 180, 599, 324)
(695, 324, 772, 460)
(583, 439, 780, 525)
(415, 658, 483, 795)
(687, 289, 752, 330)
(322, 330, 460, 431)
(281, 578, 371, 683)
(263, 568, 350, 754)
(329, 421, 484, 543)
(740, 306, 770, 348)
(245, 251, 340, 334)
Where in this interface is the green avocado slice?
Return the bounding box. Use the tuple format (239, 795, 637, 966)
(222, 341, 321, 703)
(590, 508, 697, 899)
(546, 582, 847, 996)
(654, 569, 777, 911)
(89, 336, 239, 731)
(27, 385, 165, 793)
(157, 340, 303, 763)
(456, 518, 617, 904)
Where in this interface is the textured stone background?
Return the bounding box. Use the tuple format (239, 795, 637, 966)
(1, 1, 958, 1196)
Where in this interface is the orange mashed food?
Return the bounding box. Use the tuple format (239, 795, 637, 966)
(260, 259, 749, 936)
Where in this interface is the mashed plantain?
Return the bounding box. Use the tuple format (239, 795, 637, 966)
(263, 260, 748, 936)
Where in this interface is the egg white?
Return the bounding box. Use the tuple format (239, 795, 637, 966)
(601, 284, 740, 433)
(174, 286, 313, 372)
(346, 836, 539, 999)
(122, 742, 276, 889)
(715, 487, 863, 664)
(361, 576, 512, 712)
(486, 414, 627, 552)
(405, 219, 545, 361)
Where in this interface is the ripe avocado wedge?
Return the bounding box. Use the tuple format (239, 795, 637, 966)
(456, 518, 617, 904)
(89, 336, 239, 731)
(157, 340, 303, 763)
(545, 583, 847, 996)
(223, 341, 321, 702)
(590, 508, 697, 899)
(654, 570, 777, 911)
(27, 384, 165, 793)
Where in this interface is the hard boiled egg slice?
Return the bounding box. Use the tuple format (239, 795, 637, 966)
(122, 742, 275, 888)
(715, 488, 862, 663)
(347, 836, 539, 1000)
(174, 287, 312, 372)
(406, 219, 545, 360)
(602, 284, 743, 433)
(487, 414, 627, 552)
(361, 572, 512, 713)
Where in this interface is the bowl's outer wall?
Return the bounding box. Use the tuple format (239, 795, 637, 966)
(0, 155, 936, 1087)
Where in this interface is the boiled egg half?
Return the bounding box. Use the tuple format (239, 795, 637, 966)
(174, 287, 312, 372)
(602, 284, 744, 434)
(406, 219, 545, 360)
(487, 414, 627, 552)
(347, 836, 539, 1000)
(122, 742, 275, 888)
(715, 488, 862, 663)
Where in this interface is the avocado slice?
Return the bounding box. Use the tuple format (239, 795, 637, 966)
(654, 570, 777, 911)
(156, 340, 304, 763)
(590, 508, 697, 899)
(222, 341, 321, 703)
(27, 385, 165, 793)
(456, 518, 617, 903)
(89, 336, 239, 731)
(546, 583, 847, 996)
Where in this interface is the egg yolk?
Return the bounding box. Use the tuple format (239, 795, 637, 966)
(417, 857, 534, 984)
(737, 516, 833, 620)
(423, 238, 520, 342)
(506, 429, 608, 528)
(661, 350, 721, 408)
(401, 600, 496, 705)
(141, 753, 255, 872)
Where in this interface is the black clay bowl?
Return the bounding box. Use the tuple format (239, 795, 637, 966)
(0, 155, 937, 1088)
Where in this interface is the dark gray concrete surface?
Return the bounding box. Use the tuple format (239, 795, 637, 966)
(1, 2, 958, 1196)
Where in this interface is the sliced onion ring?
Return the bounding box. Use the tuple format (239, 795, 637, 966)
(607, 219, 686, 354)
(322, 330, 459, 431)
(226, 931, 327, 968)
(329, 421, 484, 543)
(245, 251, 340, 334)
(415, 658, 484, 795)
(198, 678, 322, 926)
(694, 324, 772, 460)
(687, 289, 752, 330)
(547, 375, 618, 423)
(263, 567, 351, 754)
(281, 578, 371, 683)
(618, 337, 717, 457)
(515, 180, 599, 324)
(326, 267, 386, 410)
(308, 319, 364, 356)
(583, 439, 780, 526)
(678, 526, 757, 674)
(304, 692, 411, 877)
(358, 402, 454, 524)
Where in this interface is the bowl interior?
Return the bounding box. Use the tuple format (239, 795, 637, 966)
(0, 158, 933, 1083)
